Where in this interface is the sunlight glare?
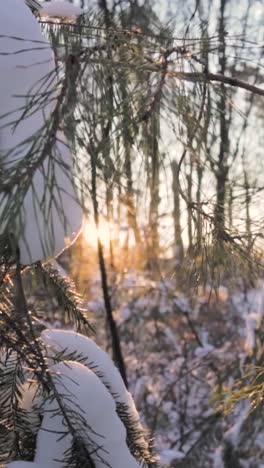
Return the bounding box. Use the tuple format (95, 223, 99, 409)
(83, 219, 114, 249)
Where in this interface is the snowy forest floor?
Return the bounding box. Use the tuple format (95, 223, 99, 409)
(26, 243, 264, 468)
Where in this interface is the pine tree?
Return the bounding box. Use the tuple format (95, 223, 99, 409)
(0, 1, 263, 466)
(0, 2, 157, 466)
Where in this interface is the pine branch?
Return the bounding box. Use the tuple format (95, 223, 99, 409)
(44, 334, 157, 467)
(0, 72, 66, 194)
(37, 262, 94, 334)
(173, 70, 264, 97)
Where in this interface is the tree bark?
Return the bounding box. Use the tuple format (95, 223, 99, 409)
(214, 0, 229, 234)
(90, 148, 128, 388)
(171, 160, 184, 264)
(196, 164, 203, 251)
(186, 159, 193, 253)
(148, 113, 160, 260)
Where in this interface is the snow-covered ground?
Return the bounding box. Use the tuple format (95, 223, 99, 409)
(82, 268, 264, 467)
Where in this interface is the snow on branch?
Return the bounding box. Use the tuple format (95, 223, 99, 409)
(0, 0, 83, 264)
(41, 329, 157, 466)
(4, 330, 149, 468)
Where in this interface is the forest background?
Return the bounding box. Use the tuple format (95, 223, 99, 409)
(0, 0, 264, 467)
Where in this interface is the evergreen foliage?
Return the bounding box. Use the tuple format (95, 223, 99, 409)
(0, 0, 263, 467)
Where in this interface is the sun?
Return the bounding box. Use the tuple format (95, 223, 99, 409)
(83, 218, 114, 249)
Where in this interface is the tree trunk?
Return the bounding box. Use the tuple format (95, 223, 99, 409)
(171, 160, 184, 264)
(148, 113, 160, 261)
(214, 0, 229, 234)
(186, 159, 193, 253)
(244, 168, 252, 253)
(90, 148, 128, 388)
(119, 72, 142, 246)
(228, 185, 233, 230)
(196, 164, 203, 251)
(124, 143, 142, 245)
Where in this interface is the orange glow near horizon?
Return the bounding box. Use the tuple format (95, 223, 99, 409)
(83, 218, 114, 249)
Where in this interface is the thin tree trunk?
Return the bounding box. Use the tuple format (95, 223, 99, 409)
(214, 0, 229, 234)
(148, 113, 160, 261)
(196, 165, 203, 251)
(244, 168, 252, 253)
(90, 149, 128, 388)
(186, 158, 193, 253)
(228, 185, 233, 230)
(171, 160, 184, 264)
(124, 143, 142, 245)
(121, 80, 141, 245)
(102, 131, 115, 266)
(100, 0, 115, 265)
